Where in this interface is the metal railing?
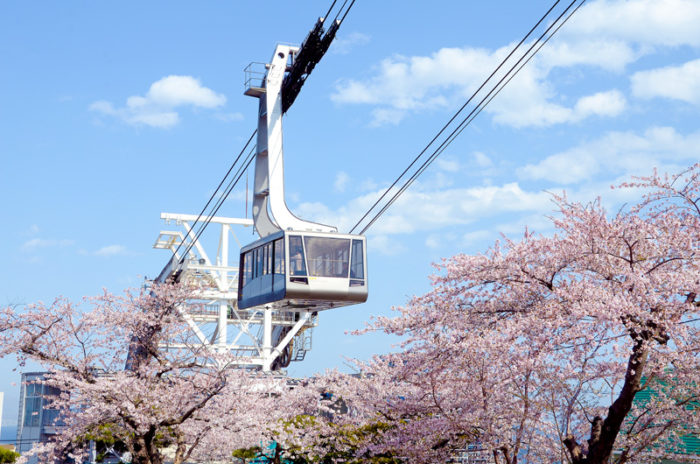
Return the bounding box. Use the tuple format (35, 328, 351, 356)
(244, 62, 267, 91)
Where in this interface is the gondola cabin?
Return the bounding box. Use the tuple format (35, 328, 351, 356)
(237, 231, 368, 310)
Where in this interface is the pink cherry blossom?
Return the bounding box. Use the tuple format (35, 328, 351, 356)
(300, 164, 700, 464)
(0, 284, 295, 464)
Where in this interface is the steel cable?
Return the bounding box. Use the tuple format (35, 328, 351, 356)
(352, 0, 585, 235)
(171, 130, 257, 261)
(348, 0, 564, 234)
(179, 145, 257, 262)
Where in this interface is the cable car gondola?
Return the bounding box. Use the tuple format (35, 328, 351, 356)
(237, 231, 367, 310)
(238, 40, 368, 312)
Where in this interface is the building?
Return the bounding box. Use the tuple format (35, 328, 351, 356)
(15, 372, 62, 458)
(627, 378, 699, 460)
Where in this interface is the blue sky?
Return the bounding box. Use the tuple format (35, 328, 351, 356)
(1, 0, 699, 427)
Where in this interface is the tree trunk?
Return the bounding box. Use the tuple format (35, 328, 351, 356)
(564, 339, 649, 464)
(131, 429, 163, 464)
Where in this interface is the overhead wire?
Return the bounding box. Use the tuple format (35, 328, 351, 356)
(323, 0, 338, 20)
(170, 129, 257, 262)
(348, 0, 563, 234)
(358, 0, 585, 235)
(353, 1, 583, 235)
(333, 0, 350, 22)
(350, 0, 586, 235)
(337, 0, 356, 25)
(178, 144, 257, 262)
(390, 0, 589, 225)
(455, 0, 587, 145)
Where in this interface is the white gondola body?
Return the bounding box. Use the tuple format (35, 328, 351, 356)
(238, 231, 367, 310)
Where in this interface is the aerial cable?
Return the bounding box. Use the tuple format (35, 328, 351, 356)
(429, 0, 589, 166)
(348, 0, 563, 234)
(171, 129, 256, 262)
(333, 0, 351, 23)
(351, 0, 584, 235)
(350, 0, 571, 234)
(358, 0, 583, 235)
(171, 129, 256, 260)
(323, 0, 338, 20)
(179, 147, 256, 261)
(338, 0, 356, 26)
(333, 0, 349, 22)
(179, 146, 257, 262)
(477, 0, 587, 116)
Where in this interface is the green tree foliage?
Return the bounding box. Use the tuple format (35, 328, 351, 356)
(279, 415, 403, 464)
(0, 448, 20, 464)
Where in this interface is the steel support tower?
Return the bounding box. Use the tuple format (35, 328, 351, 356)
(153, 213, 316, 371)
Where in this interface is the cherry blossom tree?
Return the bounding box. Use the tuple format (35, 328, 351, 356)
(264, 374, 405, 464)
(326, 165, 700, 463)
(0, 284, 289, 464)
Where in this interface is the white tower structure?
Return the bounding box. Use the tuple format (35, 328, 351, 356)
(153, 213, 316, 371)
(244, 44, 337, 238)
(152, 16, 350, 372)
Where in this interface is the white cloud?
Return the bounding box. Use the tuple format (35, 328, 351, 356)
(334, 171, 350, 193)
(425, 234, 442, 249)
(359, 178, 379, 192)
(369, 108, 407, 127)
(331, 0, 700, 127)
(21, 238, 74, 251)
(461, 230, 496, 248)
(332, 46, 495, 115)
(518, 126, 700, 184)
(560, 0, 700, 48)
(425, 232, 461, 250)
(435, 157, 461, 173)
(332, 32, 370, 55)
(574, 90, 626, 117)
(631, 58, 700, 104)
(370, 234, 407, 255)
(214, 112, 245, 122)
(295, 181, 552, 236)
(490, 88, 626, 128)
(332, 44, 627, 127)
(90, 75, 226, 128)
(291, 126, 699, 248)
(94, 245, 128, 257)
(89, 100, 115, 114)
(128, 110, 179, 129)
(537, 39, 639, 73)
(145, 75, 225, 108)
(472, 152, 493, 168)
(518, 151, 599, 185)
